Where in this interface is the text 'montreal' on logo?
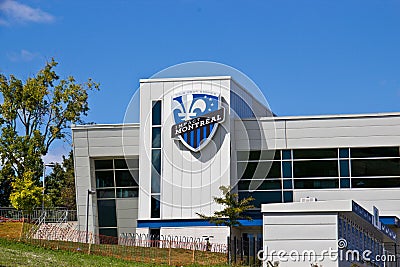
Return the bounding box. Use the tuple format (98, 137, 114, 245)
(171, 92, 225, 152)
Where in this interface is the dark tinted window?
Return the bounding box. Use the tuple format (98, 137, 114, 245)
(99, 228, 118, 238)
(97, 200, 117, 227)
(351, 147, 399, 158)
(282, 161, 292, 178)
(239, 191, 282, 208)
(115, 170, 138, 187)
(283, 179, 292, 189)
(114, 158, 139, 169)
(294, 179, 339, 189)
(96, 171, 114, 187)
(339, 148, 349, 158)
(151, 195, 160, 218)
(249, 150, 261, 160)
(238, 161, 281, 179)
(94, 160, 113, 170)
(97, 189, 115, 198)
(152, 101, 162, 125)
(152, 127, 161, 148)
(114, 159, 128, 169)
(293, 148, 337, 159)
(283, 191, 293, 202)
(340, 178, 350, 188)
(117, 188, 138, 198)
(340, 160, 350, 177)
(352, 178, 400, 188)
(125, 158, 139, 168)
(243, 150, 280, 160)
(351, 159, 400, 177)
(151, 150, 161, 173)
(293, 160, 338, 178)
(282, 150, 291, 160)
(238, 180, 281, 190)
(151, 150, 161, 193)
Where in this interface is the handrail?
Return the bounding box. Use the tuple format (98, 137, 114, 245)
(0, 207, 77, 222)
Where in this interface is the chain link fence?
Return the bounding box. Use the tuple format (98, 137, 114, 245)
(19, 220, 228, 266)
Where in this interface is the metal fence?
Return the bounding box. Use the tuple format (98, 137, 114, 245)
(0, 207, 77, 222)
(19, 220, 227, 266)
(228, 236, 263, 267)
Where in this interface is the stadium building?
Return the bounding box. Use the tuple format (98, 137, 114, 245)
(72, 76, 400, 266)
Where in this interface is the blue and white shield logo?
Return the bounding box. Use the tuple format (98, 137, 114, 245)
(171, 93, 225, 152)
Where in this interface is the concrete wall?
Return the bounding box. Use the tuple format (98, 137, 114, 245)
(236, 113, 400, 150)
(263, 212, 339, 267)
(72, 124, 140, 236)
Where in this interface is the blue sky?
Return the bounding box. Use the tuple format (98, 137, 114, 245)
(1, 0, 400, 159)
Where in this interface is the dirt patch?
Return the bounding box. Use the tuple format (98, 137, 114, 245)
(0, 222, 23, 239)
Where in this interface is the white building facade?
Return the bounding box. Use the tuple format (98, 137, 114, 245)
(72, 76, 400, 265)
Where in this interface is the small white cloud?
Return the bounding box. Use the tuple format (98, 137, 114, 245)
(42, 144, 71, 165)
(7, 49, 40, 62)
(0, 0, 54, 25)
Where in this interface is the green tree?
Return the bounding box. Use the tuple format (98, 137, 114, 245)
(0, 58, 98, 210)
(9, 171, 46, 213)
(196, 185, 255, 238)
(45, 150, 76, 209)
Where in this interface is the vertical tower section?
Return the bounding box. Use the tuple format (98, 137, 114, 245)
(138, 76, 232, 220)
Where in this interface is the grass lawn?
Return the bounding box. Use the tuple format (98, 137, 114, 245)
(0, 237, 198, 267)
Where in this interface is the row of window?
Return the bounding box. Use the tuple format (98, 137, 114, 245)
(237, 147, 400, 161)
(239, 191, 293, 208)
(95, 159, 139, 199)
(238, 177, 400, 190)
(238, 147, 400, 193)
(239, 159, 400, 179)
(151, 100, 162, 218)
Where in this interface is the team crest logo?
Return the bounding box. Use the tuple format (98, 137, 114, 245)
(171, 93, 225, 152)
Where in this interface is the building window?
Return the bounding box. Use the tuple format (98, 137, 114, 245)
(351, 147, 399, 158)
(237, 161, 281, 179)
(340, 178, 350, 188)
(94, 158, 139, 199)
(282, 161, 292, 178)
(352, 178, 400, 188)
(152, 101, 162, 126)
(293, 148, 338, 159)
(238, 180, 281, 190)
(151, 100, 162, 218)
(96, 171, 114, 188)
(151, 195, 161, 218)
(94, 158, 138, 240)
(239, 191, 282, 208)
(152, 127, 161, 148)
(339, 160, 350, 177)
(283, 179, 292, 189)
(293, 160, 338, 178)
(115, 170, 138, 187)
(237, 146, 400, 206)
(94, 159, 113, 170)
(339, 148, 349, 158)
(351, 159, 400, 177)
(294, 179, 339, 189)
(282, 150, 291, 160)
(283, 191, 293, 202)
